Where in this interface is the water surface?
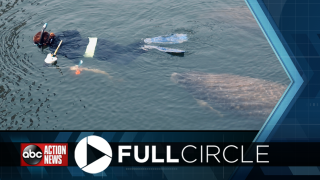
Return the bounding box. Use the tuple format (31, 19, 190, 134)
(0, 0, 290, 130)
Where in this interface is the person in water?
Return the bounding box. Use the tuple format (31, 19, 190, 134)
(33, 31, 56, 46)
(33, 24, 187, 65)
(33, 30, 144, 64)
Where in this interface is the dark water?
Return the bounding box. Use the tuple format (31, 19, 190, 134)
(0, 0, 290, 130)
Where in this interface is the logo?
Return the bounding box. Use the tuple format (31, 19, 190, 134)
(74, 135, 112, 174)
(20, 143, 68, 166)
(22, 145, 43, 165)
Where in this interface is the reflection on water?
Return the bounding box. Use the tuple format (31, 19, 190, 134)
(0, 0, 56, 130)
(0, 0, 290, 130)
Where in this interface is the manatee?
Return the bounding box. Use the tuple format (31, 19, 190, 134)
(70, 65, 113, 79)
(171, 72, 287, 119)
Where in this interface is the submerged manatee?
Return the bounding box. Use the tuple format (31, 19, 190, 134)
(171, 72, 287, 119)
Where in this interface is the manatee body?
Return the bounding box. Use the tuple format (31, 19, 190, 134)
(171, 72, 287, 119)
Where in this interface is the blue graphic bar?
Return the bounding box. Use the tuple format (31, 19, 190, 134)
(230, 0, 304, 179)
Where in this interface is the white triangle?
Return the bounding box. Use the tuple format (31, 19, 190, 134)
(87, 136, 112, 157)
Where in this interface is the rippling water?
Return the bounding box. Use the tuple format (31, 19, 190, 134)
(0, 0, 290, 130)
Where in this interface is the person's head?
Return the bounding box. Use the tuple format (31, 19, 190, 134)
(33, 31, 55, 46)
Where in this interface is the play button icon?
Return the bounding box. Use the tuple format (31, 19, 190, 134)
(74, 135, 112, 174)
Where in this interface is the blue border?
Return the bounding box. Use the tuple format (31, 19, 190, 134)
(231, 0, 304, 179)
(247, 0, 303, 143)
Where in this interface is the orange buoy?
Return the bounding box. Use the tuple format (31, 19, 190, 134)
(76, 69, 81, 75)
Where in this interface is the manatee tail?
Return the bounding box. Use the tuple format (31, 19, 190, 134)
(144, 34, 188, 44)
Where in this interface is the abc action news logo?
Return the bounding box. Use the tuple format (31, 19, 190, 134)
(20, 143, 68, 166)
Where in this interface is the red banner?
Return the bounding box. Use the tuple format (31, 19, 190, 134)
(20, 143, 68, 166)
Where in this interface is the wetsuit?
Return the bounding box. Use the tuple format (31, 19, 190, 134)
(49, 30, 145, 64)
